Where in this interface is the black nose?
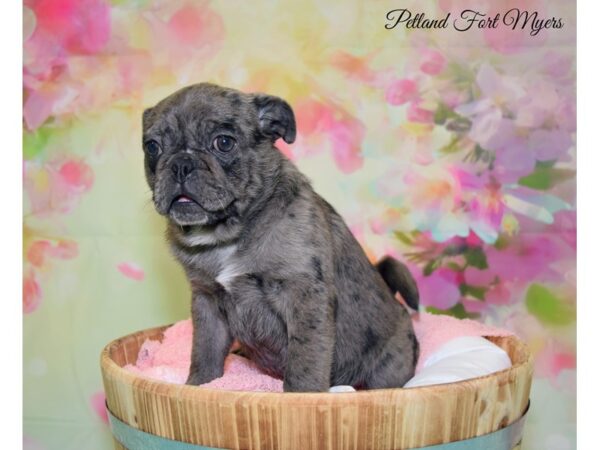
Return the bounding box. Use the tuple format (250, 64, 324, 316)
(170, 157, 195, 183)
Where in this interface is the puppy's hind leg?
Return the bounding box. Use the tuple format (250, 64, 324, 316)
(364, 329, 419, 389)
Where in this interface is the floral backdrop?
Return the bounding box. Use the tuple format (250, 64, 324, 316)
(23, 0, 576, 449)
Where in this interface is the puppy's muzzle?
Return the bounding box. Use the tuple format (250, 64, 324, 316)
(170, 155, 196, 183)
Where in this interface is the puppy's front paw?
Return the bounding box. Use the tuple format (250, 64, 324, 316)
(185, 371, 206, 386)
(186, 363, 224, 386)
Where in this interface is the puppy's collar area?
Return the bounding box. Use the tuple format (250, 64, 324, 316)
(178, 225, 221, 247)
(174, 220, 241, 248)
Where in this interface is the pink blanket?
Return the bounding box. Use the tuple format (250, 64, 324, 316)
(124, 312, 512, 392)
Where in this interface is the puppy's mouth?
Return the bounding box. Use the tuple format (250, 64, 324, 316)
(167, 192, 235, 216)
(171, 194, 198, 205)
(169, 194, 202, 211)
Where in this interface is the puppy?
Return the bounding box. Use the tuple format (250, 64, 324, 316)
(142, 83, 420, 392)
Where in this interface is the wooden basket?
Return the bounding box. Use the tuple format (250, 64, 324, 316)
(101, 325, 533, 450)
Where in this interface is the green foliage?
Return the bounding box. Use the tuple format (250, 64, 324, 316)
(393, 231, 416, 246)
(446, 261, 464, 271)
(519, 166, 576, 190)
(493, 233, 511, 250)
(23, 127, 51, 160)
(426, 303, 480, 319)
(433, 103, 460, 125)
(439, 137, 463, 155)
(525, 284, 576, 326)
(423, 259, 441, 276)
(464, 247, 488, 269)
(463, 145, 495, 165)
(460, 284, 487, 300)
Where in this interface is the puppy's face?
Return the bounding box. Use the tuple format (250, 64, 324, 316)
(142, 83, 296, 227)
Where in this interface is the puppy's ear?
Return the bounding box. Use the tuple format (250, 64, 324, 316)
(142, 107, 154, 129)
(252, 94, 296, 144)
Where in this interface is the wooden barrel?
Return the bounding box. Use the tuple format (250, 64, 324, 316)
(100, 325, 533, 450)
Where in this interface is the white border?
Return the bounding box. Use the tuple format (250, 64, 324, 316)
(578, 0, 598, 449)
(10, 1, 590, 450)
(2, 1, 23, 449)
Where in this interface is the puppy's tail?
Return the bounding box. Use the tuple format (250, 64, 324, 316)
(376, 256, 420, 310)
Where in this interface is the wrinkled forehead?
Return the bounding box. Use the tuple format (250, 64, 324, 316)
(143, 86, 257, 137)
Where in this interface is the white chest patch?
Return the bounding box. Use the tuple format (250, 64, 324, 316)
(214, 244, 245, 291)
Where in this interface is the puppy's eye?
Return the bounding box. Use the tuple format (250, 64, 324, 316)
(144, 140, 161, 157)
(213, 135, 236, 153)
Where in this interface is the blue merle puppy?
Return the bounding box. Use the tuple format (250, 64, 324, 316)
(142, 83, 420, 392)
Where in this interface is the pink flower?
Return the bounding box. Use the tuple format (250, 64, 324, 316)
(419, 49, 447, 75)
(462, 298, 488, 313)
(138, 2, 224, 71)
(167, 3, 225, 47)
(296, 100, 328, 136)
(90, 391, 108, 424)
(26, 241, 52, 267)
(328, 115, 365, 173)
(455, 64, 525, 147)
(535, 343, 576, 383)
(24, 158, 94, 215)
(416, 267, 461, 310)
(385, 79, 418, 106)
(407, 101, 434, 124)
(465, 231, 483, 247)
(485, 281, 512, 305)
(27, 239, 78, 267)
(485, 119, 572, 182)
(439, 88, 469, 109)
(23, 0, 110, 93)
(542, 51, 574, 80)
(23, 271, 42, 314)
(399, 258, 462, 311)
(467, 189, 504, 242)
(472, 194, 506, 243)
(331, 51, 377, 84)
(457, 99, 503, 148)
(514, 80, 562, 128)
(23, 86, 60, 130)
(483, 22, 529, 55)
(29, 0, 111, 55)
(403, 167, 470, 242)
(464, 268, 512, 305)
(552, 210, 576, 250)
(117, 262, 145, 281)
(294, 100, 364, 173)
(484, 234, 564, 286)
(59, 160, 94, 191)
(403, 165, 508, 243)
(483, 0, 547, 54)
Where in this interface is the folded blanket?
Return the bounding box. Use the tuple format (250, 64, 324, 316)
(124, 312, 513, 392)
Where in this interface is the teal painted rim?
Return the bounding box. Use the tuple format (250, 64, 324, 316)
(108, 401, 529, 450)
